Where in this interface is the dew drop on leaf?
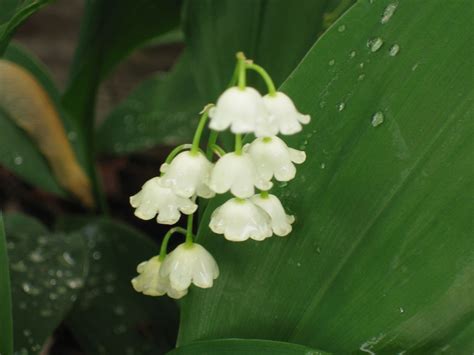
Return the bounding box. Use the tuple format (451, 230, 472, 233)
(371, 111, 385, 127)
(381, 3, 398, 24)
(66, 278, 84, 289)
(338, 24, 346, 32)
(389, 44, 400, 56)
(368, 37, 384, 52)
(13, 155, 23, 165)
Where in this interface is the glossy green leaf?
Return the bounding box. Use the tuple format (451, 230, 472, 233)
(97, 52, 202, 155)
(62, 0, 181, 134)
(0, 0, 53, 54)
(168, 339, 330, 355)
(0, 214, 13, 355)
(56, 216, 179, 354)
(4, 213, 88, 354)
(179, 0, 474, 353)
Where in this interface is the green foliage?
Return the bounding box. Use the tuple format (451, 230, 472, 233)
(62, 0, 182, 134)
(178, 0, 474, 353)
(0, 214, 13, 355)
(97, 52, 202, 154)
(98, 0, 340, 155)
(167, 339, 330, 355)
(56, 217, 179, 354)
(1, 0, 472, 353)
(0, 0, 53, 53)
(4, 213, 88, 354)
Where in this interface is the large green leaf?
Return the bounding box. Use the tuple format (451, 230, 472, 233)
(168, 339, 330, 355)
(4, 213, 88, 354)
(179, 0, 474, 353)
(0, 214, 13, 355)
(56, 217, 179, 354)
(182, 0, 342, 101)
(97, 52, 202, 155)
(0, 0, 52, 54)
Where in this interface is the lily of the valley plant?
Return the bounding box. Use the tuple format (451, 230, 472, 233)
(130, 52, 310, 298)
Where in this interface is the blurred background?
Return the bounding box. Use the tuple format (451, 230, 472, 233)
(0, 0, 181, 236)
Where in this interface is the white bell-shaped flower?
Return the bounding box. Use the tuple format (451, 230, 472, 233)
(159, 151, 215, 198)
(209, 197, 273, 241)
(251, 193, 295, 236)
(209, 152, 272, 198)
(130, 177, 197, 225)
(209, 87, 268, 134)
(160, 243, 219, 292)
(245, 136, 306, 182)
(131, 256, 187, 299)
(257, 92, 310, 136)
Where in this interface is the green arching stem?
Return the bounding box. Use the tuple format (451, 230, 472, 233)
(206, 131, 219, 159)
(234, 133, 243, 155)
(210, 144, 226, 157)
(246, 63, 277, 96)
(191, 107, 212, 154)
(159, 227, 187, 261)
(227, 64, 239, 87)
(236, 52, 246, 89)
(164, 144, 193, 165)
(185, 213, 194, 246)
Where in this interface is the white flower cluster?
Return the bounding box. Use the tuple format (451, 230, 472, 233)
(130, 52, 309, 299)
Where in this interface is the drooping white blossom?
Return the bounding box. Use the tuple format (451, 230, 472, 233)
(130, 177, 197, 225)
(251, 193, 295, 236)
(160, 243, 219, 292)
(131, 256, 187, 299)
(209, 87, 268, 134)
(209, 197, 273, 241)
(209, 152, 272, 198)
(257, 91, 310, 136)
(160, 151, 214, 198)
(245, 136, 306, 182)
